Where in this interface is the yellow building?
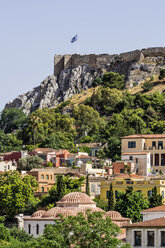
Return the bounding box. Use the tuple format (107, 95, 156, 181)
(100, 174, 165, 203)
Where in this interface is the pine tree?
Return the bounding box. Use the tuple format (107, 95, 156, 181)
(108, 182, 114, 211)
(56, 175, 65, 201)
(86, 174, 90, 196)
(149, 186, 163, 208)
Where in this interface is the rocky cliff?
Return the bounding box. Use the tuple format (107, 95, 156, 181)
(5, 47, 165, 115)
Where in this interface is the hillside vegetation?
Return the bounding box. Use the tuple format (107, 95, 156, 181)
(0, 71, 165, 161)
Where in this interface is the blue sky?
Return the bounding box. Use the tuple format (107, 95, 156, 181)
(0, 0, 165, 111)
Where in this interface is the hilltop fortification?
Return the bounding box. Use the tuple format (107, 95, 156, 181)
(54, 47, 165, 76)
(5, 47, 165, 114)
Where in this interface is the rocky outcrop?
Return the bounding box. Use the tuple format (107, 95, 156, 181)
(5, 48, 165, 115)
(5, 65, 100, 115)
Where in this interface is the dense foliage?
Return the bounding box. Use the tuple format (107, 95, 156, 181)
(0, 212, 131, 248)
(0, 71, 165, 161)
(149, 186, 163, 208)
(115, 186, 149, 222)
(18, 155, 44, 171)
(0, 171, 38, 217)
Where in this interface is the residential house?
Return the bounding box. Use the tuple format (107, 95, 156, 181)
(121, 134, 165, 175)
(0, 160, 17, 172)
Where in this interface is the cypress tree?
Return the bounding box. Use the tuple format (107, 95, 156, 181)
(149, 186, 163, 208)
(86, 174, 90, 196)
(108, 182, 114, 211)
(56, 175, 65, 201)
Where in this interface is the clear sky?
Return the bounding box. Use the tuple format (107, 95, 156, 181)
(0, 0, 165, 111)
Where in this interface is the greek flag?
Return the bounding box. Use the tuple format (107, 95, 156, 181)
(71, 34, 78, 43)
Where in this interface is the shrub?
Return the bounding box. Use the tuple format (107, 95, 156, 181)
(159, 69, 165, 80)
(142, 81, 154, 92)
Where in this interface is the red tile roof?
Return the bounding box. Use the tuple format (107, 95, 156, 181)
(142, 205, 165, 213)
(122, 134, 165, 139)
(124, 217, 165, 228)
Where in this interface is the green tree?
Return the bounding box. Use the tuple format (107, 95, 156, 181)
(56, 175, 65, 201)
(102, 72, 125, 90)
(93, 196, 108, 211)
(159, 68, 165, 80)
(35, 211, 131, 248)
(107, 137, 121, 162)
(18, 155, 43, 171)
(9, 227, 33, 243)
(0, 171, 38, 217)
(108, 183, 114, 211)
(72, 104, 106, 138)
(86, 174, 90, 196)
(0, 108, 27, 134)
(149, 186, 163, 208)
(0, 130, 23, 153)
(115, 186, 149, 222)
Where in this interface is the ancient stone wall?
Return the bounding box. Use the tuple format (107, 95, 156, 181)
(54, 47, 165, 76)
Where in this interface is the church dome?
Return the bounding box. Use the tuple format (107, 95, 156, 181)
(32, 210, 46, 218)
(106, 211, 122, 219)
(57, 192, 95, 205)
(42, 207, 76, 218)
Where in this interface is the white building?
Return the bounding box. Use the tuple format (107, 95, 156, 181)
(124, 205, 165, 247)
(0, 160, 17, 172)
(21, 192, 104, 237)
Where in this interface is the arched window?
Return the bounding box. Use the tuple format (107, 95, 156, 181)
(44, 224, 47, 228)
(28, 224, 31, 234)
(36, 224, 39, 234)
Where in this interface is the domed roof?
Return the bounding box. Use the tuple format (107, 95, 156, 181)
(77, 206, 105, 214)
(32, 210, 46, 218)
(106, 211, 122, 219)
(57, 192, 95, 205)
(42, 207, 77, 218)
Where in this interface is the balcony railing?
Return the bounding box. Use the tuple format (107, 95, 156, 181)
(144, 146, 165, 151)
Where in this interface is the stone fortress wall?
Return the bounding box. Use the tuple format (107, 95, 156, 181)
(54, 47, 165, 76)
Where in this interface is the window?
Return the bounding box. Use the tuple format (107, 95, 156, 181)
(147, 231, 154, 246)
(91, 184, 96, 193)
(41, 174, 44, 179)
(28, 224, 31, 234)
(8, 165, 10, 170)
(36, 224, 39, 235)
(158, 141, 163, 149)
(41, 187, 44, 192)
(148, 190, 152, 197)
(152, 141, 156, 148)
(162, 191, 165, 198)
(44, 224, 47, 228)
(129, 156, 133, 160)
(106, 191, 110, 199)
(161, 231, 165, 246)
(134, 231, 141, 246)
(46, 175, 49, 180)
(128, 141, 136, 148)
(50, 175, 52, 179)
(136, 158, 138, 164)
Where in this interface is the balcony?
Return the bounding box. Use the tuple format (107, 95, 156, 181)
(144, 146, 165, 151)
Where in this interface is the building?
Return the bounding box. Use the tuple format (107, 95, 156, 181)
(141, 205, 165, 221)
(124, 217, 165, 247)
(100, 175, 165, 203)
(22, 192, 104, 237)
(112, 161, 136, 174)
(27, 170, 55, 193)
(0, 160, 17, 172)
(20, 191, 130, 238)
(121, 134, 165, 175)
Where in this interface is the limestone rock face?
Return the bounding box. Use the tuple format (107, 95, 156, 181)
(5, 50, 165, 115)
(5, 65, 100, 115)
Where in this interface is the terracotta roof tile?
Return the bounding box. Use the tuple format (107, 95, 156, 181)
(124, 217, 165, 228)
(122, 134, 165, 139)
(142, 205, 165, 212)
